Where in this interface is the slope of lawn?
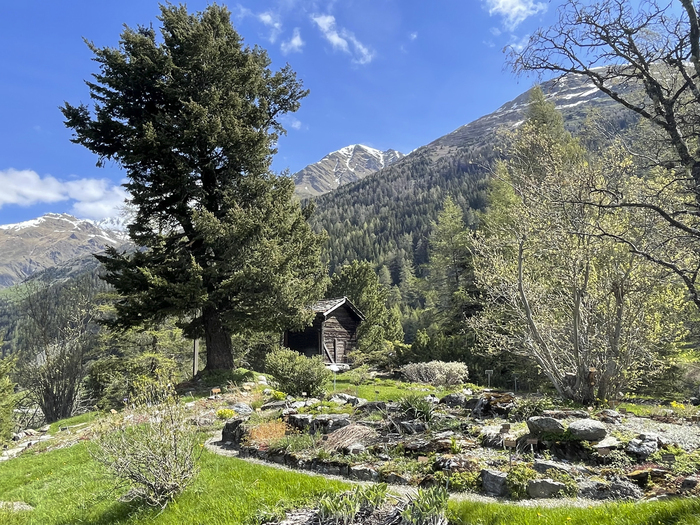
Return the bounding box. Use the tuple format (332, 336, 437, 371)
(0, 442, 348, 524)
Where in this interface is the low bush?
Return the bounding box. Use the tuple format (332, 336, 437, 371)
(399, 394, 436, 423)
(246, 419, 288, 447)
(0, 358, 16, 444)
(216, 408, 235, 420)
(264, 347, 331, 397)
(400, 486, 449, 525)
(401, 361, 468, 387)
(505, 464, 538, 500)
(90, 381, 201, 508)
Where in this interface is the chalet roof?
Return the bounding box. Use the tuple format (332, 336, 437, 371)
(312, 297, 365, 321)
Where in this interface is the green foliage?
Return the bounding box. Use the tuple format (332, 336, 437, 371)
(545, 469, 578, 497)
(505, 464, 538, 500)
(317, 491, 360, 525)
(400, 486, 449, 525)
(510, 395, 555, 421)
(63, 4, 326, 371)
(91, 382, 201, 508)
(0, 358, 16, 443)
(434, 470, 480, 493)
(85, 352, 177, 410)
(268, 432, 317, 454)
(399, 393, 435, 423)
(264, 347, 331, 397)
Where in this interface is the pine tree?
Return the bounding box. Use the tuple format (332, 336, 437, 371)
(62, 5, 326, 370)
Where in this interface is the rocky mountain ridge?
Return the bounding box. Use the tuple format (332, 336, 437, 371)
(293, 144, 404, 199)
(0, 213, 128, 288)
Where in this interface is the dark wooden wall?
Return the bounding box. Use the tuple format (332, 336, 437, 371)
(322, 307, 360, 363)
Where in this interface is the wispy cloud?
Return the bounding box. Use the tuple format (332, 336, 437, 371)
(0, 168, 128, 220)
(258, 11, 283, 43)
(280, 114, 303, 131)
(281, 27, 305, 54)
(483, 0, 546, 30)
(311, 14, 375, 65)
(409, 32, 418, 41)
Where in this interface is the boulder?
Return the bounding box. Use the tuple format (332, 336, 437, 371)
(358, 401, 386, 413)
(384, 472, 411, 484)
(533, 459, 573, 476)
(578, 478, 643, 500)
(596, 409, 622, 424)
(681, 476, 699, 491)
(350, 465, 379, 481)
(542, 409, 589, 419)
(309, 413, 351, 434)
(471, 392, 515, 418)
(481, 469, 508, 497)
(527, 479, 567, 498)
(626, 437, 658, 458)
(433, 456, 479, 473)
(441, 393, 468, 408)
(288, 413, 313, 430)
(221, 416, 250, 445)
(400, 420, 428, 434)
(231, 402, 253, 415)
(593, 436, 621, 450)
(260, 400, 288, 411)
(568, 419, 607, 441)
(527, 416, 566, 436)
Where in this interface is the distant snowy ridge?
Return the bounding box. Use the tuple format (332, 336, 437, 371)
(293, 144, 405, 198)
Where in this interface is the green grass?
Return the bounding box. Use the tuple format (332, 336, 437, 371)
(47, 411, 99, 434)
(0, 442, 348, 524)
(448, 498, 700, 525)
(333, 375, 460, 402)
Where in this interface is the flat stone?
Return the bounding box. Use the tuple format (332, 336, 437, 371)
(527, 416, 566, 436)
(288, 413, 313, 430)
(626, 437, 658, 458)
(568, 419, 607, 441)
(359, 401, 386, 412)
(0, 501, 34, 512)
(528, 479, 567, 498)
(481, 469, 508, 497)
(400, 420, 428, 434)
(260, 400, 288, 411)
(593, 436, 621, 449)
(533, 460, 573, 475)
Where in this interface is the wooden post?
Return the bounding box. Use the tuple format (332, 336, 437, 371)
(192, 338, 199, 377)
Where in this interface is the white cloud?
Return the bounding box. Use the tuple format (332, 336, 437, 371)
(508, 33, 531, 52)
(258, 11, 283, 43)
(0, 168, 128, 221)
(483, 0, 546, 30)
(281, 27, 305, 54)
(311, 14, 375, 64)
(409, 32, 418, 41)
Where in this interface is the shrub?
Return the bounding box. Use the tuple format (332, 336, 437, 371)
(510, 395, 555, 421)
(434, 471, 480, 493)
(400, 487, 449, 525)
(399, 394, 436, 423)
(505, 464, 538, 500)
(545, 469, 578, 497)
(91, 382, 200, 508)
(268, 432, 316, 454)
(318, 492, 359, 525)
(401, 361, 468, 386)
(264, 347, 332, 397)
(0, 358, 16, 444)
(216, 408, 236, 420)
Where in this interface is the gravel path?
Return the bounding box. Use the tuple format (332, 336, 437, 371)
(617, 416, 700, 451)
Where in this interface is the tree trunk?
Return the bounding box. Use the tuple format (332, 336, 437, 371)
(203, 306, 234, 370)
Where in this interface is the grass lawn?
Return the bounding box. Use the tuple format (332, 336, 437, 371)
(332, 375, 462, 402)
(0, 442, 349, 524)
(449, 498, 700, 525)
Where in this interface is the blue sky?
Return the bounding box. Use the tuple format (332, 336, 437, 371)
(0, 0, 556, 225)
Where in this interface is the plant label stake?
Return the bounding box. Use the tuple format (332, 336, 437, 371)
(485, 370, 493, 388)
(662, 453, 676, 464)
(597, 447, 611, 457)
(526, 438, 538, 454)
(504, 438, 517, 465)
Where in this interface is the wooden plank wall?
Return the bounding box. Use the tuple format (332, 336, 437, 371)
(322, 307, 360, 363)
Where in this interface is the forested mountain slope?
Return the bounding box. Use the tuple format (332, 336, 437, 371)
(312, 72, 640, 276)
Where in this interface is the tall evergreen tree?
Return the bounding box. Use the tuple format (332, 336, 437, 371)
(62, 4, 326, 370)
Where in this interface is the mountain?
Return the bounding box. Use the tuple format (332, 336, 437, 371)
(293, 144, 404, 199)
(0, 213, 129, 288)
(312, 72, 640, 275)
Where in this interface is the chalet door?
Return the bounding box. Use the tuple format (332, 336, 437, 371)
(333, 339, 345, 363)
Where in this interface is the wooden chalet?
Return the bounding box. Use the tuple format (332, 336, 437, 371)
(283, 297, 365, 365)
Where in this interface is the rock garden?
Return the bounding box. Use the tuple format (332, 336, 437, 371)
(213, 372, 700, 506)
